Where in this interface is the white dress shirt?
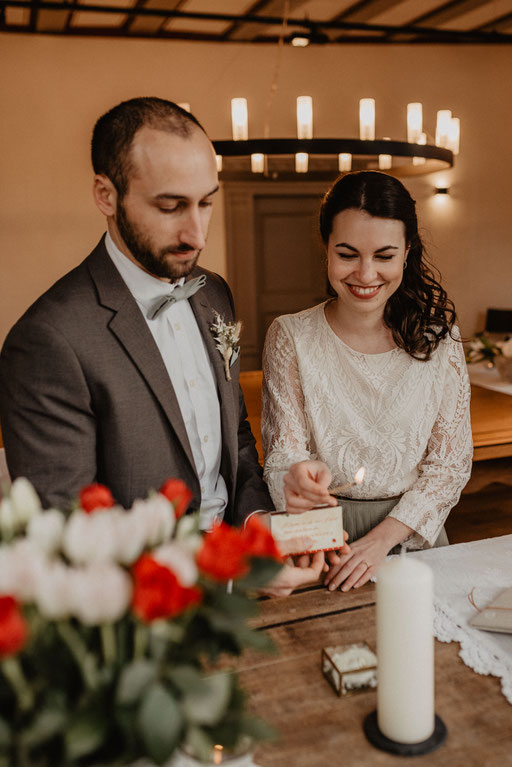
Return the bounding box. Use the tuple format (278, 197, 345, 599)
(105, 232, 228, 529)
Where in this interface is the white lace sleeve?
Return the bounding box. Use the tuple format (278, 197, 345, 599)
(262, 318, 313, 508)
(389, 332, 473, 548)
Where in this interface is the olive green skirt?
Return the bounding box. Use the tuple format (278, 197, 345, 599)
(337, 496, 449, 554)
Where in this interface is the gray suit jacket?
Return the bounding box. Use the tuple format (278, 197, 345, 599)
(0, 238, 273, 523)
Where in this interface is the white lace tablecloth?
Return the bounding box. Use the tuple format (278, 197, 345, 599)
(469, 364, 512, 395)
(405, 535, 512, 704)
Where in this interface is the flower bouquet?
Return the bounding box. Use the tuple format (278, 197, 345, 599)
(0, 478, 283, 767)
(466, 333, 512, 382)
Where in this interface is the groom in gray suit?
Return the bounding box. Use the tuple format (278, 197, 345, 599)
(0, 97, 273, 527)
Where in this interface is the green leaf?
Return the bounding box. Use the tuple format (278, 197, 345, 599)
(238, 712, 278, 743)
(231, 626, 276, 655)
(150, 619, 186, 644)
(208, 590, 258, 619)
(166, 665, 206, 696)
(0, 717, 10, 750)
(65, 707, 108, 761)
(116, 660, 157, 706)
(20, 706, 67, 749)
(235, 558, 283, 591)
(183, 725, 215, 764)
(137, 682, 183, 764)
(181, 672, 233, 726)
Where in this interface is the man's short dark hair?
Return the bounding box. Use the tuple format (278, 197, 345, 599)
(91, 97, 206, 198)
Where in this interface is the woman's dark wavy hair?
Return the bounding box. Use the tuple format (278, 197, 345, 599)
(319, 171, 456, 361)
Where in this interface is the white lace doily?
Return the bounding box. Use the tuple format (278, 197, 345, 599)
(400, 535, 512, 704)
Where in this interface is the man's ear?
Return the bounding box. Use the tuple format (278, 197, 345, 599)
(93, 174, 117, 217)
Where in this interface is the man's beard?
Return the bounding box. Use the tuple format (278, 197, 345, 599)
(116, 200, 199, 281)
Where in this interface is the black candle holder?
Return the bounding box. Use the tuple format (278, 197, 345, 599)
(364, 710, 447, 756)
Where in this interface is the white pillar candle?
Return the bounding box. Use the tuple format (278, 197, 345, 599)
(376, 555, 434, 744)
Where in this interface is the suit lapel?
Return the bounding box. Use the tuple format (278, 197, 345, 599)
(86, 241, 196, 473)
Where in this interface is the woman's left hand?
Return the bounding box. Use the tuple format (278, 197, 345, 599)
(323, 534, 390, 591)
(324, 517, 414, 591)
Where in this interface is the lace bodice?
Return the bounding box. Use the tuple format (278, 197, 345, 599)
(262, 303, 473, 548)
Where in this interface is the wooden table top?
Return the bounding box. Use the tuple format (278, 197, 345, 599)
(471, 384, 512, 461)
(235, 584, 512, 767)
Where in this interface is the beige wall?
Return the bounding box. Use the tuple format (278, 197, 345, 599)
(1, 34, 511, 344)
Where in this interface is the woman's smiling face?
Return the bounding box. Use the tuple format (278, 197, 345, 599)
(327, 208, 409, 318)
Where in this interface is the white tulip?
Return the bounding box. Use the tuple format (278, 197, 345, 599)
(10, 477, 42, 525)
(36, 560, 72, 619)
(131, 494, 175, 547)
(63, 509, 119, 565)
(0, 498, 16, 538)
(27, 509, 66, 555)
(0, 545, 17, 594)
(114, 509, 148, 565)
(68, 563, 132, 625)
(154, 542, 198, 586)
(7, 539, 46, 602)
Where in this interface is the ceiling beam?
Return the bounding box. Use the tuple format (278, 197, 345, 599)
(126, 0, 181, 34)
(476, 10, 512, 32)
(332, 0, 406, 24)
(408, 0, 491, 27)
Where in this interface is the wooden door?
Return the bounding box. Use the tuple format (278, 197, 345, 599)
(254, 194, 329, 359)
(224, 181, 329, 370)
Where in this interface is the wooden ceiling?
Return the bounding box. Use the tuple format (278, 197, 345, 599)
(2, 0, 512, 43)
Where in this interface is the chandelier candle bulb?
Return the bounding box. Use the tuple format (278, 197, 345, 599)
(296, 96, 313, 139)
(295, 152, 308, 173)
(231, 98, 248, 141)
(435, 110, 452, 149)
(215, 155, 223, 172)
(379, 137, 392, 170)
(359, 98, 375, 141)
(413, 133, 427, 166)
(338, 152, 352, 172)
(251, 153, 265, 173)
(376, 555, 435, 744)
(407, 103, 423, 143)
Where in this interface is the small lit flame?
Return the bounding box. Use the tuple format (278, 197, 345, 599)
(354, 467, 366, 485)
(213, 745, 224, 765)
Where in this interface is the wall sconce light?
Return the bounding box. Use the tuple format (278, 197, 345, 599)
(434, 186, 449, 195)
(290, 33, 310, 47)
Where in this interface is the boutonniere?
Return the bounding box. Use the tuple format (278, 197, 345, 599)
(210, 311, 242, 381)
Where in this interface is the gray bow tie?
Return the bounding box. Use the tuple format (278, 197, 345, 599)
(148, 275, 207, 320)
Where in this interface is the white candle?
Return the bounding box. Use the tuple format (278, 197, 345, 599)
(376, 555, 434, 744)
(296, 96, 313, 139)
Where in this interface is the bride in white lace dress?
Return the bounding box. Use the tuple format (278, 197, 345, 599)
(262, 171, 473, 592)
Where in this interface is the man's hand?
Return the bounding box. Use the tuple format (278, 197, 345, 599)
(261, 551, 326, 598)
(284, 460, 337, 513)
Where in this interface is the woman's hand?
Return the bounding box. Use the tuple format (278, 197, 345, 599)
(324, 518, 413, 592)
(284, 460, 338, 513)
(324, 536, 388, 591)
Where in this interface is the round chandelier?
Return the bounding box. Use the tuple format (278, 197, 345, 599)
(213, 97, 459, 182)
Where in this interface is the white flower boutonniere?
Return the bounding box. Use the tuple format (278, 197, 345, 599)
(210, 311, 242, 381)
